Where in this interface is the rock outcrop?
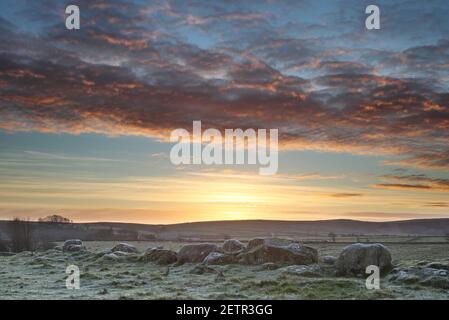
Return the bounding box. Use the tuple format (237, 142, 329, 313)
(238, 238, 318, 265)
(111, 243, 138, 254)
(222, 239, 245, 253)
(100, 250, 138, 262)
(62, 239, 85, 252)
(335, 243, 392, 276)
(322, 255, 337, 265)
(280, 264, 322, 277)
(142, 248, 177, 265)
(389, 262, 449, 289)
(203, 252, 236, 265)
(177, 243, 221, 263)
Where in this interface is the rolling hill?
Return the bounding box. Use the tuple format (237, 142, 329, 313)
(1, 218, 449, 242)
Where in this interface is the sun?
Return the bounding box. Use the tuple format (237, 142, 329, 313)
(223, 211, 247, 219)
(205, 193, 261, 203)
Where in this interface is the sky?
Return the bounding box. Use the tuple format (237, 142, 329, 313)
(0, 0, 448, 223)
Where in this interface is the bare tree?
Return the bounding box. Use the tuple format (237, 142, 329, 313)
(8, 218, 35, 252)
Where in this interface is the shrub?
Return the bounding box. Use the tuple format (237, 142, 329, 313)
(38, 214, 72, 223)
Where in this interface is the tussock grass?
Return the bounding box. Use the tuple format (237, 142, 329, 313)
(0, 240, 448, 299)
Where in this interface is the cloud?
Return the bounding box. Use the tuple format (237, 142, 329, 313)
(373, 174, 449, 192)
(327, 193, 364, 198)
(0, 0, 448, 171)
(280, 173, 345, 181)
(373, 183, 432, 191)
(424, 202, 449, 208)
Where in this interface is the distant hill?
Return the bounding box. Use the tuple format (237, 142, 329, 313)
(1, 218, 449, 242)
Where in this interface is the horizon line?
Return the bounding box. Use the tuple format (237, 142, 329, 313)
(2, 217, 449, 226)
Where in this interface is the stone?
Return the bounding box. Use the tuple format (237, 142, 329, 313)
(62, 239, 84, 252)
(203, 252, 236, 265)
(335, 243, 392, 276)
(111, 243, 138, 254)
(259, 262, 280, 270)
(142, 248, 177, 265)
(246, 238, 265, 250)
(177, 243, 221, 263)
(389, 265, 449, 289)
(322, 255, 337, 265)
(101, 253, 120, 261)
(281, 264, 322, 277)
(222, 239, 245, 253)
(238, 239, 318, 265)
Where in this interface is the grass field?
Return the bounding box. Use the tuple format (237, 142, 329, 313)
(1, 238, 449, 300)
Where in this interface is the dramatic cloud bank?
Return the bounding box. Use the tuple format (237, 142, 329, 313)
(1, 0, 448, 170)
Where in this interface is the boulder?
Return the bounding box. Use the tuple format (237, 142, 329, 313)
(420, 274, 449, 289)
(63, 239, 85, 252)
(238, 239, 318, 265)
(246, 238, 265, 250)
(203, 252, 236, 265)
(222, 239, 245, 253)
(177, 243, 221, 263)
(111, 243, 138, 254)
(63, 239, 82, 247)
(247, 238, 301, 250)
(101, 252, 120, 262)
(65, 245, 85, 252)
(425, 262, 449, 271)
(392, 269, 421, 284)
(259, 262, 280, 271)
(281, 264, 322, 277)
(100, 251, 137, 262)
(142, 248, 177, 265)
(335, 243, 392, 276)
(389, 265, 449, 289)
(322, 255, 337, 265)
(112, 251, 131, 257)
